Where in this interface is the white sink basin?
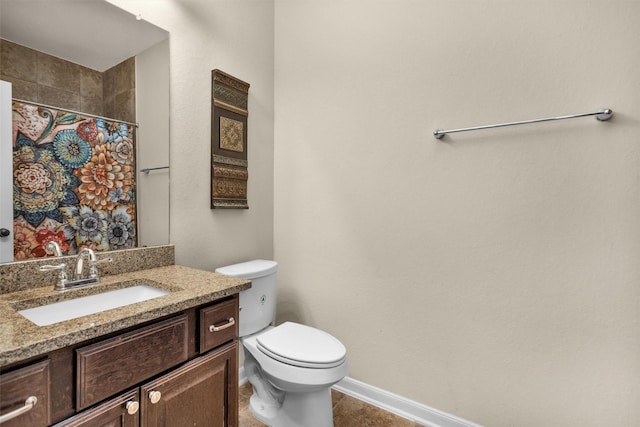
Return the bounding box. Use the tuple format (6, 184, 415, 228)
(18, 285, 170, 326)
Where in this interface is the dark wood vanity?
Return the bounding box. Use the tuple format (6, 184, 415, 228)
(0, 247, 250, 427)
(1, 295, 239, 426)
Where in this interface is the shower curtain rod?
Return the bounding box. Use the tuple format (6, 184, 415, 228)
(433, 108, 613, 139)
(13, 98, 139, 128)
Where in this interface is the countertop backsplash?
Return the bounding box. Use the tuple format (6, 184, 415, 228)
(0, 245, 175, 294)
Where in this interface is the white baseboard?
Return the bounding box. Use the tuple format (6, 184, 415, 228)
(333, 377, 483, 427)
(238, 368, 482, 427)
(239, 366, 248, 385)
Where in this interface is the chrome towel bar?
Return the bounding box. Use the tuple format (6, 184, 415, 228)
(433, 108, 613, 139)
(140, 166, 169, 174)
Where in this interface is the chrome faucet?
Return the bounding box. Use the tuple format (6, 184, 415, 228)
(74, 248, 97, 281)
(46, 241, 63, 257)
(40, 246, 112, 291)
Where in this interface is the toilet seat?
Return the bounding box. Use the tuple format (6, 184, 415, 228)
(256, 322, 346, 369)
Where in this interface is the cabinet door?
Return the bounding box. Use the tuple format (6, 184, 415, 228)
(0, 359, 50, 427)
(53, 390, 139, 427)
(141, 343, 238, 427)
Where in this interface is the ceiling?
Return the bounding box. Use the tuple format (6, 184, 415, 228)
(0, 0, 168, 71)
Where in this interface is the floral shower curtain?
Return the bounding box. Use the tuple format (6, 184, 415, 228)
(12, 101, 136, 259)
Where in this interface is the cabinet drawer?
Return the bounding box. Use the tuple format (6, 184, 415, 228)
(199, 297, 238, 353)
(76, 315, 189, 410)
(0, 359, 51, 427)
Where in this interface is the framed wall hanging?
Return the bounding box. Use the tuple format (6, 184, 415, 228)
(211, 69, 250, 209)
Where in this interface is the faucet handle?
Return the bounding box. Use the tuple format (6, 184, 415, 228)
(39, 263, 67, 272)
(88, 257, 113, 278)
(40, 263, 68, 290)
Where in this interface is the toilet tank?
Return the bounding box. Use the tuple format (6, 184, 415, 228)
(215, 260, 278, 337)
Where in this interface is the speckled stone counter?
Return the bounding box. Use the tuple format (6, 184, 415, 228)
(0, 245, 176, 294)
(0, 246, 250, 367)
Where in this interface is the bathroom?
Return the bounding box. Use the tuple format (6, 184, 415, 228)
(1, 1, 639, 426)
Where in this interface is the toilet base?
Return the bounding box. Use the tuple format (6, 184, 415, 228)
(250, 387, 334, 427)
(241, 327, 347, 427)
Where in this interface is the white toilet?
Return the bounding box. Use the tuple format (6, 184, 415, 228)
(215, 260, 348, 427)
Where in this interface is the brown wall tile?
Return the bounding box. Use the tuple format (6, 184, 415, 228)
(0, 74, 38, 100)
(80, 96, 104, 117)
(116, 57, 135, 91)
(113, 90, 136, 123)
(0, 39, 38, 82)
(102, 67, 116, 101)
(38, 85, 81, 111)
(102, 98, 115, 119)
(80, 67, 103, 98)
(36, 52, 81, 93)
(103, 57, 136, 122)
(1, 38, 134, 121)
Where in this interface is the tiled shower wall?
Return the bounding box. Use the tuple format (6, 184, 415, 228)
(0, 39, 135, 123)
(103, 57, 136, 123)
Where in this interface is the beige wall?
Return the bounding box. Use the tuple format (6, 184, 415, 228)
(274, 1, 639, 426)
(108, 0, 638, 425)
(110, 0, 275, 270)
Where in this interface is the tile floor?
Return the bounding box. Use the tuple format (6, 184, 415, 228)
(239, 383, 425, 427)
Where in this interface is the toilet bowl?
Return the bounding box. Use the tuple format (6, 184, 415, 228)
(215, 260, 348, 427)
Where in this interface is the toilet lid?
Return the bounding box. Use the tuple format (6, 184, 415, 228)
(256, 322, 346, 369)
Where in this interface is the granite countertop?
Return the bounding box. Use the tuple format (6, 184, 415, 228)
(0, 264, 251, 367)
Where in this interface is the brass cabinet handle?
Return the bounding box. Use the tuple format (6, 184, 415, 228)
(0, 396, 37, 424)
(148, 390, 162, 404)
(209, 317, 235, 332)
(125, 400, 139, 415)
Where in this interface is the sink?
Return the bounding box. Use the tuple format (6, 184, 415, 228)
(18, 285, 170, 326)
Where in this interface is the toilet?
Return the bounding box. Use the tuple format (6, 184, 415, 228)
(215, 260, 348, 427)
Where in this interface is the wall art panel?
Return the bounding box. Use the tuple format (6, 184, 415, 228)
(211, 69, 250, 209)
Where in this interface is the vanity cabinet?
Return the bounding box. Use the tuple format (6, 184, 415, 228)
(1, 294, 239, 427)
(57, 344, 236, 427)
